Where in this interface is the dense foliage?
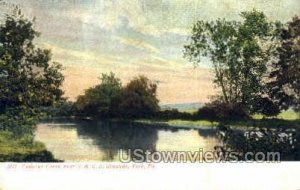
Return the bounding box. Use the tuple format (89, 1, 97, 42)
(197, 100, 248, 120)
(268, 17, 300, 113)
(216, 125, 300, 161)
(0, 11, 64, 113)
(118, 76, 159, 118)
(76, 73, 122, 118)
(76, 74, 159, 119)
(0, 10, 64, 136)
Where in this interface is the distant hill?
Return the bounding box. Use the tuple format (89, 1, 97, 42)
(160, 102, 204, 112)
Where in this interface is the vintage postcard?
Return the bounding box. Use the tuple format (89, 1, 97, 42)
(0, 0, 299, 189)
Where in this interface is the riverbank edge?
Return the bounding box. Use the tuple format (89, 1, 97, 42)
(134, 118, 300, 129)
(44, 115, 300, 130)
(0, 131, 61, 162)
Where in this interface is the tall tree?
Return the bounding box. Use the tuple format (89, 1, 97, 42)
(76, 72, 122, 118)
(184, 10, 281, 111)
(268, 17, 300, 112)
(0, 9, 64, 135)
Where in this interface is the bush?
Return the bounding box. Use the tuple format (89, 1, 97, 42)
(0, 107, 38, 137)
(216, 125, 300, 161)
(252, 97, 281, 117)
(197, 101, 248, 120)
(156, 109, 193, 120)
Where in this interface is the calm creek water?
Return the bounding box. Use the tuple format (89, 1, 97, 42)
(35, 119, 222, 162)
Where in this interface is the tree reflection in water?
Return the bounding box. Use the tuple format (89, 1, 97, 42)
(76, 121, 159, 161)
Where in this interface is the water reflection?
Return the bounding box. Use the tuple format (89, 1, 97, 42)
(77, 121, 159, 161)
(35, 120, 221, 162)
(198, 128, 218, 138)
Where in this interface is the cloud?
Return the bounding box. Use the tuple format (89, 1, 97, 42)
(2, 0, 300, 103)
(38, 42, 124, 68)
(114, 36, 159, 54)
(95, 0, 163, 36)
(94, 0, 300, 36)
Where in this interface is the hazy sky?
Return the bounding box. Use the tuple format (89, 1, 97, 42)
(1, 0, 300, 103)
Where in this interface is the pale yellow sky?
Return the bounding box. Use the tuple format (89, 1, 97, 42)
(1, 0, 299, 103)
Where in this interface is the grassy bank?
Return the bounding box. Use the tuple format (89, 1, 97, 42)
(135, 118, 300, 129)
(135, 119, 219, 129)
(0, 132, 59, 162)
(135, 110, 300, 129)
(252, 109, 299, 120)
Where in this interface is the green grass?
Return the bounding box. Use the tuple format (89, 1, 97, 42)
(136, 118, 300, 129)
(0, 132, 45, 155)
(135, 110, 300, 129)
(0, 131, 58, 162)
(163, 119, 218, 127)
(252, 109, 299, 120)
(135, 119, 218, 128)
(277, 110, 299, 120)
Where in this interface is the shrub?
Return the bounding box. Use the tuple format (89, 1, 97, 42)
(252, 97, 281, 117)
(197, 101, 248, 120)
(157, 109, 193, 120)
(216, 125, 300, 161)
